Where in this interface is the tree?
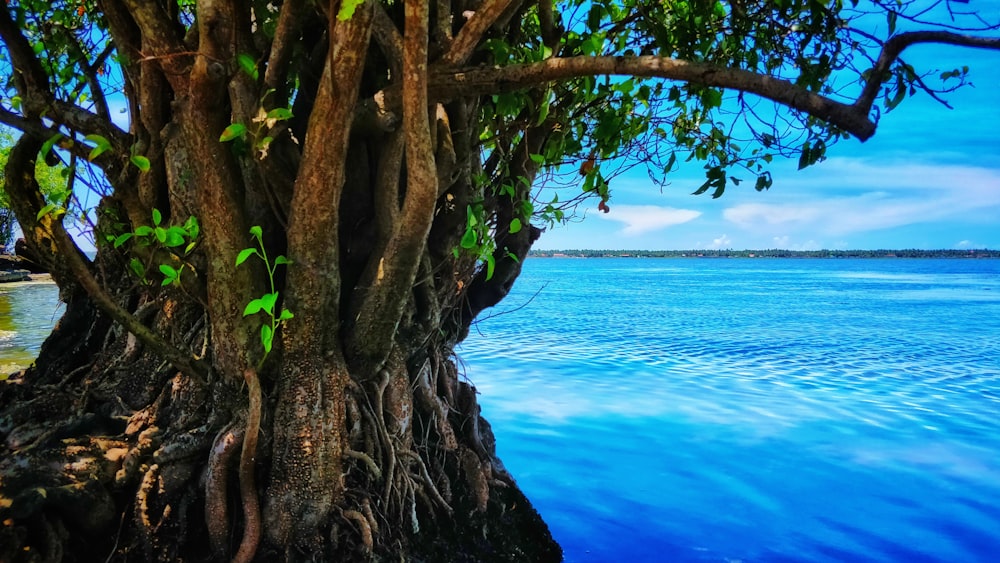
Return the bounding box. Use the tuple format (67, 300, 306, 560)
(0, 0, 997, 561)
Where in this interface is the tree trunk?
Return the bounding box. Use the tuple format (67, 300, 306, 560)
(0, 2, 559, 561)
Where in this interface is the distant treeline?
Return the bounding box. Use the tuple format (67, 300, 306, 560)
(530, 249, 1000, 259)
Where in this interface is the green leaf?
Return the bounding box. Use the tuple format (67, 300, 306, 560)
(261, 324, 274, 354)
(130, 155, 150, 172)
(702, 89, 722, 109)
(509, 218, 522, 234)
(798, 142, 811, 170)
(337, 0, 365, 21)
(40, 133, 64, 161)
(277, 309, 294, 322)
(152, 208, 162, 226)
(84, 134, 112, 161)
(134, 225, 154, 237)
(159, 264, 178, 281)
(243, 298, 265, 317)
(163, 227, 187, 247)
(220, 123, 246, 142)
(154, 226, 167, 243)
(260, 292, 279, 315)
(484, 254, 496, 281)
(266, 108, 293, 121)
(460, 228, 477, 249)
(36, 203, 59, 220)
(236, 248, 258, 266)
(536, 93, 551, 125)
(237, 54, 258, 80)
(129, 258, 145, 278)
(113, 233, 133, 249)
(249, 225, 263, 239)
(273, 255, 291, 266)
(183, 216, 199, 240)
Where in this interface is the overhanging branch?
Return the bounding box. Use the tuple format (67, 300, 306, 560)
(3, 135, 207, 383)
(429, 55, 879, 140)
(856, 30, 1000, 117)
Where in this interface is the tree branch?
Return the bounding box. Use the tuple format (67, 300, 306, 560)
(122, 0, 192, 91)
(439, 0, 519, 66)
(426, 55, 879, 140)
(0, 7, 50, 104)
(3, 135, 207, 383)
(372, 1, 404, 80)
(266, 4, 375, 545)
(283, 1, 375, 354)
(263, 0, 307, 102)
(855, 30, 1000, 117)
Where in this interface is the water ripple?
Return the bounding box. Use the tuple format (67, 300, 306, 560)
(462, 258, 1000, 562)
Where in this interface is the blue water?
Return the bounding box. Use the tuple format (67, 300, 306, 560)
(2, 261, 999, 561)
(459, 258, 1000, 562)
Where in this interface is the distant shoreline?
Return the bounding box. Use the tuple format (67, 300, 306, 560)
(530, 249, 999, 259)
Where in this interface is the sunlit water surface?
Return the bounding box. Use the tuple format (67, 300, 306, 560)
(459, 258, 1000, 562)
(0, 280, 62, 376)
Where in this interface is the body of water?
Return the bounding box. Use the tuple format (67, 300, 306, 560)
(460, 258, 1000, 562)
(2, 260, 998, 561)
(0, 280, 62, 377)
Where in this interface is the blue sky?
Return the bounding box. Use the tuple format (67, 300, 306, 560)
(535, 44, 1000, 251)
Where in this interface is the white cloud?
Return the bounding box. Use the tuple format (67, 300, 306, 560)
(597, 204, 701, 235)
(780, 158, 1000, 195)
(708, 234, 732, 249)
(771, 236, 821, 250)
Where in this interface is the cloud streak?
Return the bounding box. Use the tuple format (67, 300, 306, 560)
(723, 160, 1000, 237)
(597, 205, 701, 235)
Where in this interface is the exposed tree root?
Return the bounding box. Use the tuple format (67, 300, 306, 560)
(342, 509, 374, 553)
(205, 422, 242, 558)
(234, 367, 262, 563)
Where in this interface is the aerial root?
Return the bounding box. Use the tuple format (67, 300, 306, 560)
(400, 449, 452, 514)
(360, 496, 379, 535)
(205, 422, 242, 558)
(136, 463, 161, 547)
(233, 367, 262, 563)
(345, 448, 383, 481)
(342, 509, 374, 553)
(413, 359, 457, 450)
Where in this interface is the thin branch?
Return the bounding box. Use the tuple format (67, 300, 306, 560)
(855, 30, 1000, 116)
(264, 0, 307, 100)
(538, 0, 559, 48)
(435, 0, 454, 50)
(372, 1, 404, 80)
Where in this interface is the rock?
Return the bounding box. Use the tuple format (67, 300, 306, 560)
(14, 238, 47, 273)
(0, 269, 31, 283)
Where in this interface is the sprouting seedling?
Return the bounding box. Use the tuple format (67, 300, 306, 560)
(236, 225, 293, 363)
(113, 209, 199, 286)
